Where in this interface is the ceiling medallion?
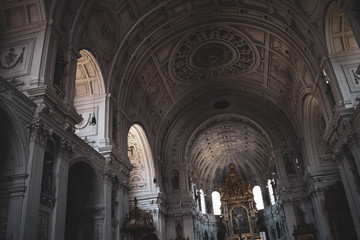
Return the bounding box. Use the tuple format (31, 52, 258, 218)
(173, 27, 255, 81)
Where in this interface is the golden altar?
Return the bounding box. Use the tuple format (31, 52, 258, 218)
(219, 164, 260, 240)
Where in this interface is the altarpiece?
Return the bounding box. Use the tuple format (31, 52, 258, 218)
(219, 164, 260, 240)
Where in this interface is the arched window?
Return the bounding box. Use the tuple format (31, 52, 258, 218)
(74, 49, 106, 150)
(211, 191, 221, 215)
(200, 189, 206, 214)
(267, 179, 275, 205)
(252, 186, 264, 210)
(128, 124, 158, 197)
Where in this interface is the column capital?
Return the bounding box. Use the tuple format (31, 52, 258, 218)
(103, 169, 116, 185)
(26, 119, 52, 146)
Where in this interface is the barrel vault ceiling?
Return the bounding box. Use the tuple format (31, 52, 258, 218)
(67, 0, 324, 188)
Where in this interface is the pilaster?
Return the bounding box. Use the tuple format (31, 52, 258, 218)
(19, 120, 50, 240)
(282, 200, 297, 240)
(50, 138, 72, 240)
(307, 185, 333, 240)
(5, 175, 27, 240)
(334, 148, 360, 238)
(103, 163, 115, 240)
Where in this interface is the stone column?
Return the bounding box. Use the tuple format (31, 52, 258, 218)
(346, 134, 360, 177)
(50, 138, 71, 240)
(282, 199, 297, 240)
(308, 187, 333, 240)
(5, 175, 27, 240)
(183, 213, 194, 240)
(335, 149, 360, 238)
(93, 207, 105, 240)
(119, 183, 130, 238)
(156, 196, 167, 239)
(103, 169, 114, 240)
(116, 184, 125, 236)
(19, 120, 49, 240)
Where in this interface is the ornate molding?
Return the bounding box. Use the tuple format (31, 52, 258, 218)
(172, 26, 256, 82)
(59, 137, 72, 159)
(0, 47, 25, 70)
(307, 185, 329, 197)
(333, 133, 360, 164)
(26, 119, 52, 146)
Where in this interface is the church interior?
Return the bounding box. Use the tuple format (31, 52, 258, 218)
(1, 0, 360, 239)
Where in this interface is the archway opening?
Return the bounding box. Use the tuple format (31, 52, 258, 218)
(127, 124, 157, 199)
(127, 124, 160, 234)
(0, 108, 19, 239)
(65, 162, 101, 240)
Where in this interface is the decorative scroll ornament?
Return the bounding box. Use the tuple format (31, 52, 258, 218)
(352, 64, 360, 84)
(0, 47, 25, 70)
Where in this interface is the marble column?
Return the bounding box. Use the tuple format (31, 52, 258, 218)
(50, 138, 71, 240)
(19, 120, 49, 240)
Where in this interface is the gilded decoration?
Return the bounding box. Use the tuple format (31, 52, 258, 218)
(219, 164, 260, 240)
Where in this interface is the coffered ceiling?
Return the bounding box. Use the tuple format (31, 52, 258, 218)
(68, 0, 325, 188)
(95, 0, 323, 188)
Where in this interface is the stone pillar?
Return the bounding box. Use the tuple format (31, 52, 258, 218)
(282, 200, 297, 240)
(116, 184, 125, 236)
(183, 213, 194, 240)
(335, 150, 360, 238)
(50, 138, 71, 240)
(119, 184, 130, 238)
(5, 175, 27, 240)
(94, 207, 105, 240)
(308, 187, 333, 240)
(103, 169, 114, 240)
(19, 120, 49, 240)
(156, 196, 167, 239)
(346, 134, 360, 177)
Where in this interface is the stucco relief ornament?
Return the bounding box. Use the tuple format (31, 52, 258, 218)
(173, 27, 255, 81)
(26, 120, 51, 146)
(0, 47, 25, 70)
